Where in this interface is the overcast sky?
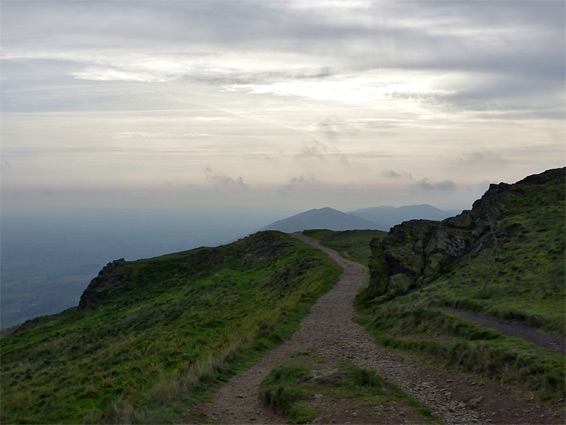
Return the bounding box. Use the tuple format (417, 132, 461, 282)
(1, 0, 564, 213)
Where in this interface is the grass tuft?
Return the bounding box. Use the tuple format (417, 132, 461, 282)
(260, 355, 439, 424)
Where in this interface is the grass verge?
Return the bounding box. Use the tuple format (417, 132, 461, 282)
(260, 351, 439, 424)
(355, 296, 565, 405)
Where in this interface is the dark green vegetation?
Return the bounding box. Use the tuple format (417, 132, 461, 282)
(355, 168, 565, 404)
(303, 229, 386, 266)
(1, 232, 342, 424)
(260, 351, 438, 424)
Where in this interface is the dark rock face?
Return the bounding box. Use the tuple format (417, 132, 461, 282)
(367, 167, 565, 298)
(77, 258, 127, 310)
(369, 219, 470, 297)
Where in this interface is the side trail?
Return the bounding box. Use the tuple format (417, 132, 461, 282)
(196, 233, 557, 425)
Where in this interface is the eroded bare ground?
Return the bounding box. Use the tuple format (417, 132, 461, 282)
(190, 233, 564, 425)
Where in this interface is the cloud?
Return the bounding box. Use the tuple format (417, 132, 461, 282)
(383, 170, 401, 178)
(382, 170, 413, 179)
(4, 1, 563, 73)
(277, 176, 321, 196)
(71, 68, 170, 83)
(298, 141, 328, 160)
(416, 179, 456, 191)
(250, 154, 279, 164)
(458, 150, 504, 165)
(2, 0, 563, 119)
(318, 120, 340, 141)
(205, 167, 248, 191)
(295, 138, 350, 166)
(441, 73, 565, 119)
(1, 0, 563, 214)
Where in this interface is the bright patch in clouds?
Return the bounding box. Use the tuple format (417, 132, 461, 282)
(234, 72, 441, 106)
(72, 68, 170, 82)
(1, 0, 564, 212)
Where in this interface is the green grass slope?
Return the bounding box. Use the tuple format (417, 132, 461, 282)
(356, 168, 565, 404)
(1, 231, 342, 424)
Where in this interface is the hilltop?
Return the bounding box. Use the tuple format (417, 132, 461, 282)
(261, 204, 459, 234)
(260, 207, 383, 233)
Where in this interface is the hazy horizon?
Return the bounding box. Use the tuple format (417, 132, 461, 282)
(0, 199, 464, 328)
(0, 206, 289, 328)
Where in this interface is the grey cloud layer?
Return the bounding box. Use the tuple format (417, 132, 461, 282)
(3, 1, 563, 94)
(1, 0, 564, 214)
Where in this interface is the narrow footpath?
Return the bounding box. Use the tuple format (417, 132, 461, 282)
(196, 233, 561, 425)
(438, 307, 566, 354)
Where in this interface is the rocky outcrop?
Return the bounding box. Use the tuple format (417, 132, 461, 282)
(77, 258, 127, 310)
(367, 167, 565, 298)
(368, 219, 470, 297)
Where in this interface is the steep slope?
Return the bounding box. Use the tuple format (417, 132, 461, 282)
(260, 207, 383, 233)
(358, 167, 565, 403)
(350, 204, 460, 230)
(0, 231, 341, 424)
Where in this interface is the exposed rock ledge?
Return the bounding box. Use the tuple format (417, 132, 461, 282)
(367, 167, 564, 298)
(77, 258, 127, 310)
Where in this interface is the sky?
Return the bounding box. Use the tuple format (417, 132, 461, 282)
(1, 0, 565, 214)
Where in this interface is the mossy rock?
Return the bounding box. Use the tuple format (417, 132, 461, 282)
(388, 274, 415, 296)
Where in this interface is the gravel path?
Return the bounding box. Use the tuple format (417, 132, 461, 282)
(438, 307, 566, 354)
(197, 233, 562, 425)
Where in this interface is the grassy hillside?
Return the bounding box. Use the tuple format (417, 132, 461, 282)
(1, 231, 342, 424)
(303, 229, 387, 266)
(356, 168, 565, 404)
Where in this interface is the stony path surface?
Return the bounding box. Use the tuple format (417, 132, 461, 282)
(196, 233, 563, 425)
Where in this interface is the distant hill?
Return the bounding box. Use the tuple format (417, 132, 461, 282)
(350, 204, 460, 230)
(260, 207, 384, 233)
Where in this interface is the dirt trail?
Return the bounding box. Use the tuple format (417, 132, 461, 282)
(195, 233, 562, 425)
(439, 307, 566, 354)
